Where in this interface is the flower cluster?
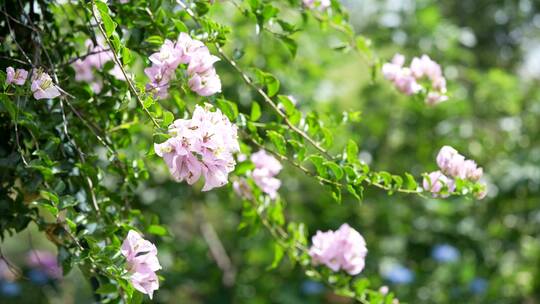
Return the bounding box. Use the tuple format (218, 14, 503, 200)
(71, 38, 124, 93)
(5, 67, 61, 100)
(31, 70, 61, 100)
(233, 150, 283, 199)
(5, 67, 28, 86)
(423, 145, 487, 198)
(382, 53, 448, 105)
(309, 223, 367, 275)
(251, 150, 283, 198)
(145, 33, 221, 99)
(155, 104, 239, 191)
(303, 0, 331, 11)
(121, 230, 161, 299)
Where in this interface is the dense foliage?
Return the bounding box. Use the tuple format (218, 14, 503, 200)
(1, 0, 539, 303)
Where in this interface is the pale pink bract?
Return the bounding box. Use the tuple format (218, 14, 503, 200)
(121, 230, 161, 299)
(155, 104, 239, 191)
(31, 71, 61, 100)
(6, 67, 28, 85)
(425, 146, 486, 199)
(249, 150, 283, 198)
(309, 223, 368, 275)
(382, 53, 448, 105)
(145, 32, 222, 98)
(422, 170, 455, 198)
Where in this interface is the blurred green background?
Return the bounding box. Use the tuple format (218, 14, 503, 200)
(1, 0, 540, 303)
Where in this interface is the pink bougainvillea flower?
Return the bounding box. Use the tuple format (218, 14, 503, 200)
(426, 92, 449, 105)
(149, 39, 182, 70)
(145, 65, 173, 99)
(382, 53, 405, 81)
(72, 59, 95, 82)
(424, 146, 486, 199)
(392, 68, 422, 95)
(251, 168, 281, 199)
(187, 50, 220, 75)
(121, 230, 161, 299)
(410, 54, 442, 80)
(248, 150, 283, 198)
(176, 32, 205, 63)
(70, 38, 124, 92)
(155, 104, 239, 191)
(130, 267, 159, 298)
(188, 71, 222, 97)
(422, 170, 455, 198)
(145, 32, 222, 98)
(309, 224, 368, 275)
(31, 71, 61, 100)
(435, 145, 483, 180)
(6, 67, 28, 85)
(382, 53, 448, 105)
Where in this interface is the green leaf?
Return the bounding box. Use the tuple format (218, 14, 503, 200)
(356, 36, 373, 59)
(330, 185, 342, 203)
(162, 111, 174, 127)
(307, 155, 327, 178)
(353, 278, 370, 294)
(324, 161, 343, 180)
(95, 2, 117, 38)
(268, 200, 284, 225)
(345, 140, 359, 163)
(147, 225, 168, 236)
(266, 130, 287, 154)
(277, 95, 295, 114)
(216, 99, 239, 121)
(172, 19, 188, 32)
(250, 101, 261, 121)
(96, 283, 117, 294)
(145, 35, 164, 46)
(267, 244, 284, 270)
(58, 196, 78, 209)
(40, 190, 59, 205)
(279, 36, 297, 57)
(121, 46, 133, 65)
(347, 184, 362, 201)
(143, 97, 154, 109)
(266, 74, 280, 97)
(405, 173, 418, 190)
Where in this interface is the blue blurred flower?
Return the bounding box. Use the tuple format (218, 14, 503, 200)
(383, 264, 414, 284)
(28, 269, 49, 285)
(432, 244, 460, 263)
(470, 278, 488, 294)
(0, 281, 21, 297)
(301, 280, 325, 295)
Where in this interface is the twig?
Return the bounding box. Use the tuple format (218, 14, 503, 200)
(14, 96, 29, 167)
(3, 4, 33, 65)
(0, 248, 24, 279)
(176, 0, 331, 158)
(62, 48, 112, 66)
(90, 0, 161, 129)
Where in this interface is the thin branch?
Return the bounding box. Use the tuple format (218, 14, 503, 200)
(175, 0, 331, 158)
(62, 48, 112, 66)
(0, 248, 24, 279)
(90, 0, 161, 129)
(3, 4, 33, 65)
(14, 96, 29, 167)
